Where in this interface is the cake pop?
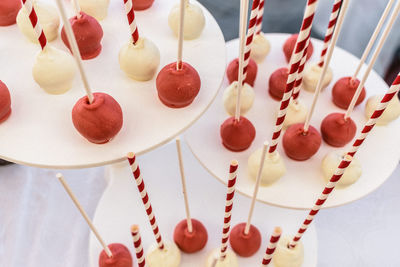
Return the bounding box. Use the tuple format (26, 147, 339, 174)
(220, 116, 256, 152)
(133, 0, 155, 10)
(226, 58, 258, 87)
(174, 219, 208, 253)
(248, 148, 286, 185)
(156, 62, 201, 108)
(168, 0, 205, 40)
(273, 236, 304, 267)
(268, 67, 288, 101)
(32, 45, 76, 94)
(332, 77, 366, 109)
(99, 243, 133, 267)
(0, 81, 11, 123)
(78, 0, 109, 20)
(302, 63, 333, 92)
(17, 0, 59, 43)
(322, 151, 362, 187)
(0, 0, 21, 26)
(229, 223, 261, 257)
(321, 113, 356, 147)
(223, 81, 255, 116)
(119, 37, 160, 81)
(205, 248, 239, 267)
(61, 12, 103, 60)
(282, 123, 321, 161)
(283, 34, 314, 63)
(365, 94, 400, 125)
(282, 99, 307, 129)
(250, 33, 270, 63)
(146, 241, 181, 267)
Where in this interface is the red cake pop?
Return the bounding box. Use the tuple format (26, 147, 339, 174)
(0, 81, 11, 123)
(61, 12, 103, 60)
(283, 34, 314, 63)
(268, 67, 288, 101)
(332, 76, 366, 109)
(226, 58, 258, 87)
(156, 62, 201, 108)
(99, 243, 133, 267)
(220, 116, 256, 152)
(320, 112, 356, 147)
(282, 123, 321, 161)
(133, 0, 154, 11)
(72, 92, 123, 144)
(174, 219, 208, 253)
(229, 223, 261, 257)
(0, 0, 21, 26)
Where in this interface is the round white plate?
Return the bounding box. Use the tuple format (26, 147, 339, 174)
(185, 33, 400, 209)
(89, 141, 318, 266)
(0, 0, 225, 169)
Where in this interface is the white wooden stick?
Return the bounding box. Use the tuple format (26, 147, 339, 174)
(175, 138, 193, 233)
(72, 0, 82, 18)
(176, 0, 185, 70)
(345, 0, 400, 119)
(56, 173, 112, 258)
(55, 0, 94, 104)
(244, 141, 269, 235)
(352, 0, 395, 80)
(303, 0, 349, 132)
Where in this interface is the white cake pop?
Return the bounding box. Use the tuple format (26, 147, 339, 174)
(17, 0, 59, 43)
(302, 63, 333, 92)
(365, 94, 400, 125)
(250, 33, 271, 64)
(273, 235, 304, 267)
(168, 0, 205, 40)
(205, 248, 239, 267)
(32, 45, 76, 94)
(146, 241, 181, 267)
(321, 151, 362, 187)
(248, 148, 286, 185)
(223, 81, 255, 116)
(282, 99, 308, 129)
(119, 37, 160, 81)
(78, 0, 110, 20)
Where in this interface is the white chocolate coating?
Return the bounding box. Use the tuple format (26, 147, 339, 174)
(168, 1, 205, 40)
(119, 37, 160, 81)
(302, 63, 333, 92)
(146, 241, 181, 267)
(282, 99, 308, 129)
(205, 248, 239, 267)
(32, 46, 76, 95)
(78, 0, 110, 20)
(365, 94, 400, 125)
(321, 151, 362, 187)
(250, 33, 270, 64)
(273, 235, 304, 267)
(17, 0, 59, 43)
(248, 148, 286, 185)
(223, 81, 255, 116)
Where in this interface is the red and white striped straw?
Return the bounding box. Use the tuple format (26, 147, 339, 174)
(289, 73, 400, 248)
(261, 227, 282, 266)
(219, 160, 238, 260)
(255, 0, 265, 35)
(21, 0, 47, 50)
(268, 0, 319, 154)
(131, 225, 146, 267)
(127, 152, 165, 250)
(318, 0, 342, 67)
(123, 0, 139, 44)
(291, 38, 311, 101)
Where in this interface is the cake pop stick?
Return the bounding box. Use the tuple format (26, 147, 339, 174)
(123, 0, 139, 45)
(290, 72, 400, 248)
(291, 38, 311, 101)
(261, 227, 282, 266)
(176, 0, 185, 70)
(72, 0, 82, 18)
(56, 173, 112, 258)
(21, 0, 47, 50)
(255, 0, 265, 35)
(131, 225, 146, 267)
(344, 0, 400, 120)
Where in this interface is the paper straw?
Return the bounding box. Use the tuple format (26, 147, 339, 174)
(131, 225, 146, 267)
(290, 72, 400, 248)
(261, 227, 282, 266)
(127, 152, 165, 250)
(219, 160, 238, 260)
(72, 0, 82, 18)
(291, 38, 311, 101)
(255, 0, 265, 35)
(177, 0, 185, 70)
(21, 0, 47, 50)
(123, 0, 139, 45)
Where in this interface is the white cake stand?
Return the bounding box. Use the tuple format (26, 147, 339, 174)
(185, 34, 400, 209)
(0, 0, 225, 168)
(89, 141, 318, 266)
